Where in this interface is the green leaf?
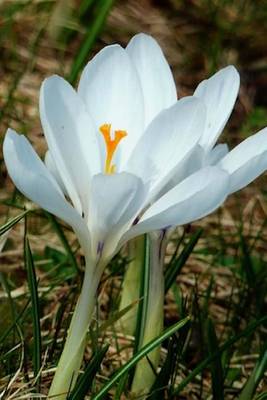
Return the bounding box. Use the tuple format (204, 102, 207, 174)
(114, 374, 128, 400)
(24, 236, 42, 386)
(255, 393, 267, 400)
(98, 299, 140, 334)
(0, 210, 28, 236)
(172, 316, 267, 396)
(91, 316, 190, 400)
(206, 318, 224, 400)
(239, 345, 267, 400)
(0, 299, 30, 345)
(149, 336, 179, 399)
(68, 0, 114, 84)
(78, 0, 96, 18)
(239, 233, 255, 287)
(68, 344, 109, 400)
(164, 228, 203, 293)
(48, 295, 70, 362)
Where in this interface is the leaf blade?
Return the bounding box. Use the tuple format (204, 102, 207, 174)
(91, 316, 190, 400)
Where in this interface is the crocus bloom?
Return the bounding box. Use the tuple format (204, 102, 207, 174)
(3, 33, 267, 398)
(3, 35, 234, 266)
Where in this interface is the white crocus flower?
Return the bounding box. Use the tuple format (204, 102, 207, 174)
(3, 35, 231, 266)
(3, 35, 229, 399)
(2, 33, 265, 399)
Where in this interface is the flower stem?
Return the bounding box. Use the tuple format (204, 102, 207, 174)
(118, 235, 146, 335)
(48, 259, 104, 400)
(131, 232, 167, 397)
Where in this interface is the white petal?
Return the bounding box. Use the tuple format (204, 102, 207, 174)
(45, 150, 67, 194)
(78, 45, 144, 165)
(89, 172, 146, 259)
(167, 143, 228, 185)
(218, 127, 267, 194)
(194, 66, 240, 150)
(126, 97, 206, 198)
(3, 130, 89, 248)
(205, 143, 229, 166)
(40, 75, 101, 217)
(121, 166, 229, 241)
(155, 144, 205, 199)
(126, 33, 177, 126)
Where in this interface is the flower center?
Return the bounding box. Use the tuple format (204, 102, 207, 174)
(99, 123, 127, 174)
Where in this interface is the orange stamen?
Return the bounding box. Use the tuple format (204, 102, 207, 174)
(99, 123, 127, 174)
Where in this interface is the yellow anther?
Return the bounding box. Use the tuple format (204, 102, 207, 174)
(99, 123, 127, 174)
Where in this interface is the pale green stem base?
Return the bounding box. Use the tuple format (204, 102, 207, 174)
(131, 232, 167, 398)
(118, 236, 145, 335)
(48, 259, 104, 400)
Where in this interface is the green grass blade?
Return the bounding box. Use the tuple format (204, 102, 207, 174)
(206, 318, 224, 400)
(0, 210, 28, 236)
(91, 316, 190, 400)
(78, 0, 97, 18)
(239, 233, 255, 287)
(24, 236, 42, 386)
(0, 272, 18, 322)
(149, 336, 179, 399)
(48, 296, 70, 362)
(172, 316, 267, 396)
(0, 271, 23, 373)
(239, 345, 267, 400)
(68, 344, 109, 400)
(255, 393, 267, 400)
(0, 299, 30, 345)
(68, 0, 114, 84)
(114, 374, 128, 400)
(98, 300, 139, 333)
(164, 228, 203, 293)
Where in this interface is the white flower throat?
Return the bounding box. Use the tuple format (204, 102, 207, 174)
(99, 123, 127, 174)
